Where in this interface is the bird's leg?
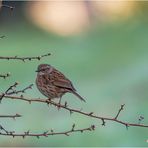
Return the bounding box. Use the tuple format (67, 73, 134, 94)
(45, 98, 51, 104)
(48, 98, 51, 101)
(57, 97, 62, 110)
(58, 97, 62, 105)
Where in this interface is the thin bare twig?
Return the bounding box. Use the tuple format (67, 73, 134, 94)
(0, 35, 5, 39)
(3, 95, 148, 129)
(0, 114, 21, 134)
(0, 82, 18, 102)
(0, 73, 10, 79)
(1, 4, 14, 11)
(114, 104, 125, 120)
(138, 116, 144, 124)
(0, 124, 95, 138)
(0, 114, 21, 119)
(0, 83, 33, 102)
(0, 125, 11, 134)
(0, 53, 51, 62)
(7, 84, 33, 95)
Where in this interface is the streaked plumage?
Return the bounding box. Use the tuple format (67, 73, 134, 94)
(36, 64, 85, 102)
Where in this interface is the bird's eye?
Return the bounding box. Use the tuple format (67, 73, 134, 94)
(41, 68, 46, 71)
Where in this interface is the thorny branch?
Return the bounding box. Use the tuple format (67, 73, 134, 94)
(0, 48, 146, 138)
(0, 83, 33, 102)
(0, 125, 11, 134)
(7, 84, 33, 95)
(0, 53, 51, 62)
(0, 114, 21, 134)
(114, 104, 125, 120)
(2, 95, 148, 129)
(0, 124, 95, 138)
(0, 82, 18, 102)
(0, 114, 21, 119)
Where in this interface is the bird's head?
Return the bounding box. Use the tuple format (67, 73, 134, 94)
(36, 64, 53, 75)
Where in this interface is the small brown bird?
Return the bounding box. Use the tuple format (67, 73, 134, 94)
(35, 64, 85, 103)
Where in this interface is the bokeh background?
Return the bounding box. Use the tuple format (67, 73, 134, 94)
(0, 1, 148, 147)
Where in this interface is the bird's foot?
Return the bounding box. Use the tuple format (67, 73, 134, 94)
(45, 98, 51, 104)
(57, 98, 62, 110)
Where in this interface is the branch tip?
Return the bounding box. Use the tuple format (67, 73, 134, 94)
(0, 53, 51, 62)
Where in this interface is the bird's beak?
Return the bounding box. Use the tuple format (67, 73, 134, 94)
(35, 70, 39, 72)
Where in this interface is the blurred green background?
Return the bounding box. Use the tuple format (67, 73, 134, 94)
(0, 1, 148, 147)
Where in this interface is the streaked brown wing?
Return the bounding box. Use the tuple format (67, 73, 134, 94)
(53, 79, 76, 91)
(48, 67, 76, 91)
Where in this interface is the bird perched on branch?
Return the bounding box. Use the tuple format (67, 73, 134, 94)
(36, 64, 85, 103)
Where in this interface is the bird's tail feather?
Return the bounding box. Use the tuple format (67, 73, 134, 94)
(72, 91, 86, 102)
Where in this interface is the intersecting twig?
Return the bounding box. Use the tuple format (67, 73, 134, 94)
(0, 125, 11, 134)
(114, 104, 125, 120)
(0, 83, 33, 102)
(2, 95, 148, 129)
(0, 53, 51, 62)
(0, 114, 21, 134)
(0, 82, 18, 102)
(0, 124, 95, 138)
(7, 84, 33, 95)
